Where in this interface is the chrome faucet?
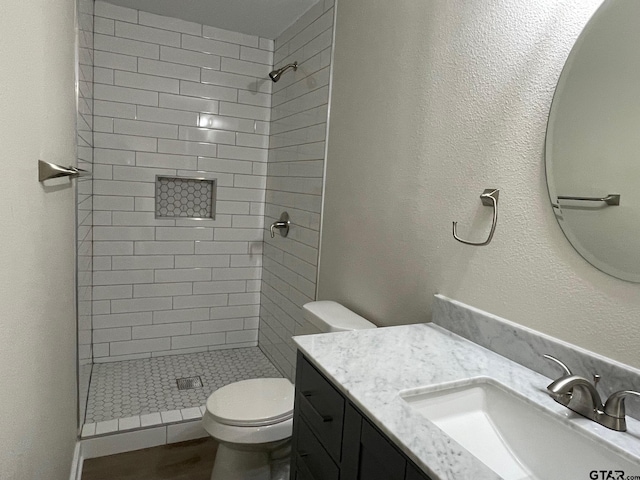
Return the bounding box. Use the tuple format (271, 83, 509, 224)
(543, 354, 640, 432)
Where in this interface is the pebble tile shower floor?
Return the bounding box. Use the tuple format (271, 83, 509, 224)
(85, 347, 281, 423)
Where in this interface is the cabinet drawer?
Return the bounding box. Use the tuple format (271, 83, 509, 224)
(296, 353, 345, 461)
(296, 417, 339, 480)
(358, 419, 406, 480)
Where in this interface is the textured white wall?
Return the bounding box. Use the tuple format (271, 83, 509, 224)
(0, 0, 77, 478)
(319, 0, 640, 369)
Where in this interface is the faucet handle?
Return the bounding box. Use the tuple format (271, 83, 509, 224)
(543, 354, 572, 376)
(604, 390, 640, 418)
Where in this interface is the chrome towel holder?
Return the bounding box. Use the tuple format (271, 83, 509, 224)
(453, 188, 499, 246)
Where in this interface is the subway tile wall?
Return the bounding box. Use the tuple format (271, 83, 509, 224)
(77, 0, 94, 426)
(259, 0, 335, 379)
(92, 1, 274, 362)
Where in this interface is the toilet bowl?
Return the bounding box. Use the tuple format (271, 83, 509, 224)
(202, 301, 377, 480)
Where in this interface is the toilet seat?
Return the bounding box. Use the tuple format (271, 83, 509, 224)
(206, 378, 294, 427)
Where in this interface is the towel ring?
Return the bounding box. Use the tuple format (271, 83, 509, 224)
(453, 189, 499, 246)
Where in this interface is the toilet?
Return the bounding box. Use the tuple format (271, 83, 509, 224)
(201, 301, 377, 480)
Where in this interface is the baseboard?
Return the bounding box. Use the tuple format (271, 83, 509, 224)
(69, 441, 83, 480)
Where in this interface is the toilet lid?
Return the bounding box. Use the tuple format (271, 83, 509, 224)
(206, 378, 294, 427)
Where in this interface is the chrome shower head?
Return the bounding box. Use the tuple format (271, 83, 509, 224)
(269, 62, 298, 82)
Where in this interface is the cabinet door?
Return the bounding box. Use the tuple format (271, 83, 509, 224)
(357, 420, 406, 480)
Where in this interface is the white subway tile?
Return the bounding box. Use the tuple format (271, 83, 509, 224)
(92, 162, 113, 178)
(93, 241, 134, 256)
(215, 201, 251, 215)
(246, 280, 261, 292)
(217, 186, 265, 202)
(174, 255, 230, 268)
(114, 119, 178, 139)
(92, 300, 111, 315)
(214, 228, 263, 242)
(134, 283, 192, 298)
(135, 197, 156, 212)
(259, 38, 274, 51)
(93, 285, 133, 300)
(133, 323, 190, 339)
(94, 101, 137, 120)
(200, 69, 266, 93)
(93, 327, 131, 343)
(155, 227, 214, 241)
(195, 241, 249, 254)
(202, 26, 258, 48)
(160, 46, 220, 69)
(139, 11, 201, 35)
(95, 84, 159, 107)
(93, 270, 154, 286)
(154, 268, 211, 283)
(93, 257, 112, 271)
(181, 34, 240, 59)
(159, 93, 219, 114)
(137, 106, 198, 126)
(179, 81, 237, 102)
(252, 163, 268, 176)
(95, 132, 158, 152)
(157, 139, 217, 157)
(191, 318, 244, 334)
(111, 211, 174, 227)
(211, 267, 261, 280)
(110, 338, 171, 356)
(95, 34, 159, 59)
(111, 255, 174, 270)
(192, 280, 246, 295)
(218, 102, 270, 122)
(229, 292, 260, 305)
(94, 180, 155, 197)
(221, 57, 270, 78)
(135, 241, 195, 255)
(180, 408, 203, 421)
(94, 17, 115, 35)
(94, 226, 155, 241)
(94, 67, 115, 85)
(178, 126, 235, 145)
(93, 312, 153, 328)
(171, 332, 225, 349)
(115, 21, 181, 47)
(227, 329, 258, 343)
(240, 46, 273, 65)
(237, 90, 271, 108)
(173, 294, 228, 309)
(209, 305, 259, 319)
(153, 308, 209, 324)
(197, 157, 252, 174)
(236, 132, 269, 148)
(81, 423, 97, 438)
(95, 2, 137, 22)
(230, 251, 263, 265)
(244, 317, 260, 329)
(136, 152, 197, 170)
(115, 71, 180, 94)
(138, 58, 200, 82)
(112, 297, 173, 313)
(196, 114, 257, 133)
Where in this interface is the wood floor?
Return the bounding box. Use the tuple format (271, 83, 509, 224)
(82, 438, 218, 480)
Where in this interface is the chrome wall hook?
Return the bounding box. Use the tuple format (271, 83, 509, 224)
(453, 189, 499, 246)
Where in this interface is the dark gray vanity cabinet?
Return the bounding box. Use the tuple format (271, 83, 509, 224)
(291, 352, 432, 480)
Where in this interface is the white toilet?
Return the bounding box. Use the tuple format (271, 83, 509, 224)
(201, 300, 377, 480)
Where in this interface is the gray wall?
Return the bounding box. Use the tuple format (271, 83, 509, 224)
(319, 0, 640, 369)
(0, 0, 78, 477)
(259, 0, 335, 379)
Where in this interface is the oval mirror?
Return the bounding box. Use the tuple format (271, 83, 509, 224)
(546, 0, 640, 283)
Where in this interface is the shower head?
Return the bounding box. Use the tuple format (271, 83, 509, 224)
(269, 62, 298, 82)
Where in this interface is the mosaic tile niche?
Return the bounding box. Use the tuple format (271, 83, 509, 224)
(156, 176, 216, 219)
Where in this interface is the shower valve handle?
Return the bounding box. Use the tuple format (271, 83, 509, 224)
(270, 212, 290, 238)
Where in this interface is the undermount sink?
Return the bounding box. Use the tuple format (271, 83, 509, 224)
(400, 378, 638, 480)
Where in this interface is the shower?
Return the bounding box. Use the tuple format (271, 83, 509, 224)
(269, 61, 298, 82)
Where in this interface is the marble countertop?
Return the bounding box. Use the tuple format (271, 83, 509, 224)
(293, 324, 640, 480)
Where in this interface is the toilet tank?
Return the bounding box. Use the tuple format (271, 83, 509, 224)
(302, 301, 377, 332)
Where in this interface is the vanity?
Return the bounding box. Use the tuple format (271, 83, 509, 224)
(289, 295, 640, 480)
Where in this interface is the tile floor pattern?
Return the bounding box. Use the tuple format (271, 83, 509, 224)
(85, 347, 282, 423)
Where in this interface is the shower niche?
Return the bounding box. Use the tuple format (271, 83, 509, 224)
(155, 176, 216, 220)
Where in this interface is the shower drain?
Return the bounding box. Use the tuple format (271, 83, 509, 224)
(176, 376, 203, 390)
